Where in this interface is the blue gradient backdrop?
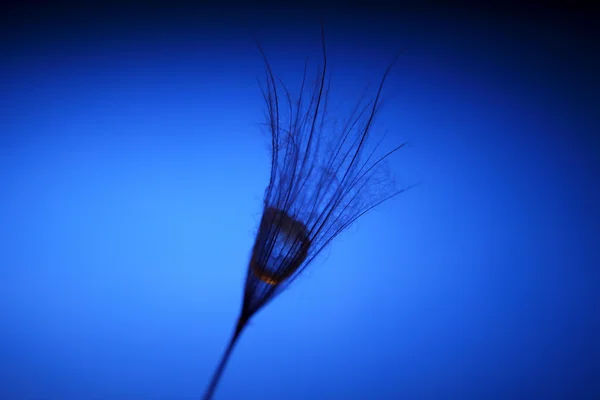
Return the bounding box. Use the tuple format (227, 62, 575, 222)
(1, 5, 598, 400)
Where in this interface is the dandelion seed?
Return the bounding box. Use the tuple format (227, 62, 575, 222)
(201, 26, 411, 400)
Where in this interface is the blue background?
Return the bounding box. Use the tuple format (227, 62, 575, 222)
(1, 5, 598, 400)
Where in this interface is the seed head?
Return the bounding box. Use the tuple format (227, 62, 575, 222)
(240, 28, 409, 321)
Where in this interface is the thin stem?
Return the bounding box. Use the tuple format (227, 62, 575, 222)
(201, 316, 247, 400)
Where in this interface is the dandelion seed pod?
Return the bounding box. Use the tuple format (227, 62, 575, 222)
(250, 207, 310, 285)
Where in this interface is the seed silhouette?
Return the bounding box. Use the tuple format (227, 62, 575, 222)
(201, 25, 411, 400)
